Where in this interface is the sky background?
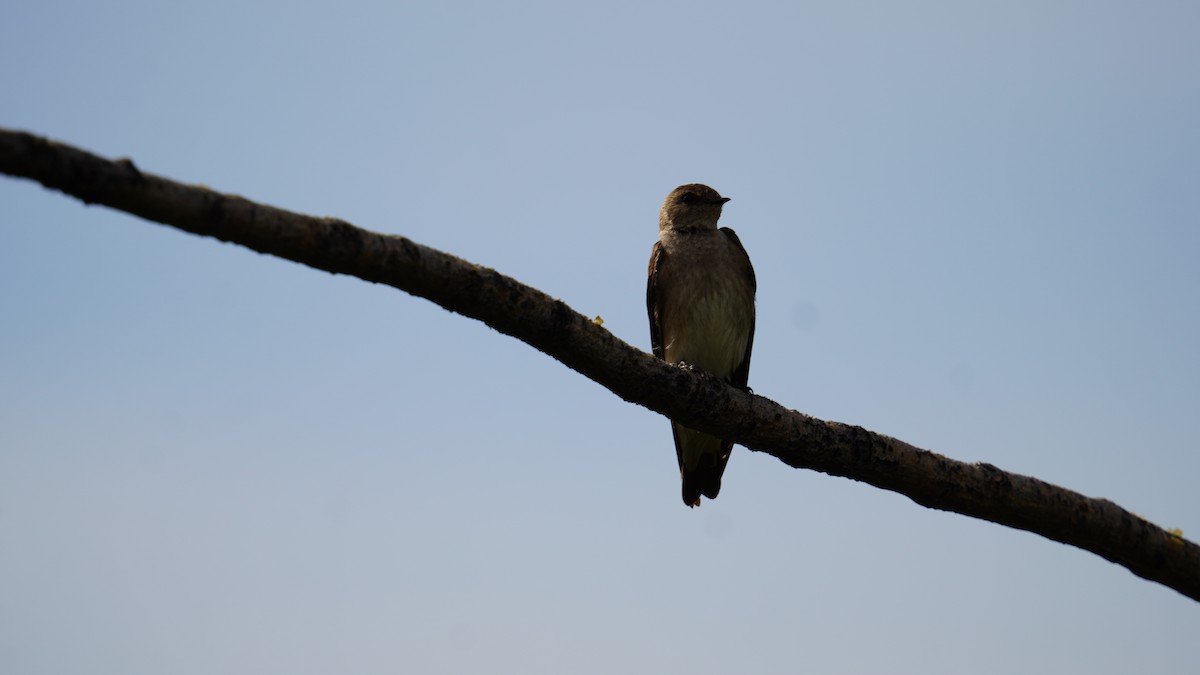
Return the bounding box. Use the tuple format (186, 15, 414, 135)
(3, 1, 1199, 673)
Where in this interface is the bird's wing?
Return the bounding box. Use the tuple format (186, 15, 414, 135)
(646, 240, 668, 361)
(648, 241, 691, 481)
(720, 227, 756, 389)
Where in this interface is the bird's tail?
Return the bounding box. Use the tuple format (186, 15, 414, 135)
(676, 424, 732, 507)
(681, 461, 723, 507)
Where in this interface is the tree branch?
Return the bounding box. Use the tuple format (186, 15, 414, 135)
(3, 127, 1197, 601)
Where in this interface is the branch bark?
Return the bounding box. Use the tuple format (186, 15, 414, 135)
(3, 127, 1197, 601)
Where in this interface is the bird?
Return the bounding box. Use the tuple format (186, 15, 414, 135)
(647, 184, 756, 507)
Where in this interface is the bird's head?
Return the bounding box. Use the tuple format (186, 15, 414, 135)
(659, 184, 730, 232)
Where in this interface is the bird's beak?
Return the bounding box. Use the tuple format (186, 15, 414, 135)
(718, 197, 731, 204)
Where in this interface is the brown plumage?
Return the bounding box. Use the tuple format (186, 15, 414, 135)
(647, 184, 756, 507)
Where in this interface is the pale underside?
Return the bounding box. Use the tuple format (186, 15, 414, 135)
(660, 265, 753, 471)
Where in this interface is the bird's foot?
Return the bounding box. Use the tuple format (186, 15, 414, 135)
(675, 361, 709, 378)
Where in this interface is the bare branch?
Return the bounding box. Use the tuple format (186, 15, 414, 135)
(3, 127, 1197, 601)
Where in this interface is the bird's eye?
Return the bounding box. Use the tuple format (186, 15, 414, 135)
(680, 192, 697, 205)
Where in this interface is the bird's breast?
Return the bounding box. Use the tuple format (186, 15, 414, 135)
(662, 275, 752, 378)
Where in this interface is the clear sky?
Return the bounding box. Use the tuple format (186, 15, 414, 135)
(3, 1, 1199, 673)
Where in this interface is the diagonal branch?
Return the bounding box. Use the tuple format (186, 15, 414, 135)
(2, 127, 1197, 601)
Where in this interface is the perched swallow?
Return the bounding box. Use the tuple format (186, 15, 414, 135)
(647, 184, 756, 507)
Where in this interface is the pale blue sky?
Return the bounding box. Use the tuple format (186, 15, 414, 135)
(3, 1, 1199, 673)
